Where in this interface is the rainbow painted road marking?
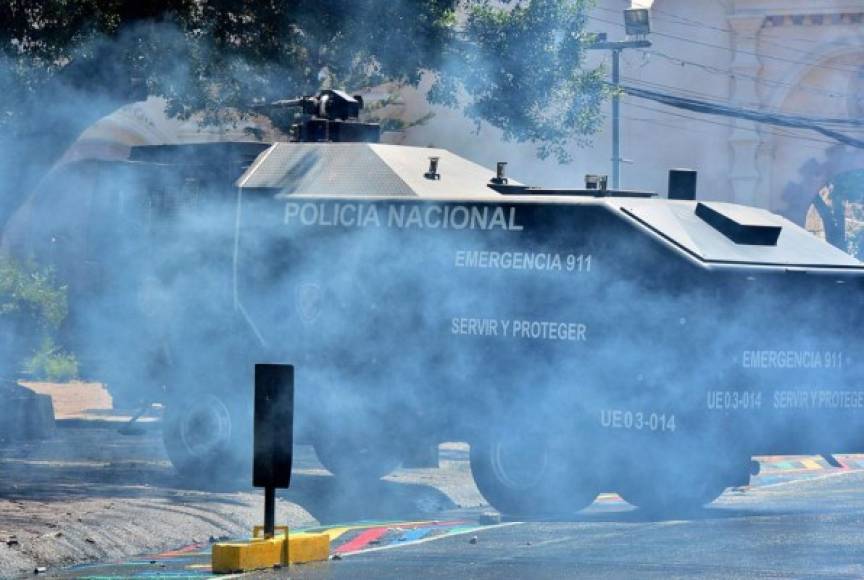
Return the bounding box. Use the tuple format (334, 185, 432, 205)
(752, 454, 864, 486)
(588, 454, 864, 505)
(60, 519, 491, 578)
(60, 454, 864, 578)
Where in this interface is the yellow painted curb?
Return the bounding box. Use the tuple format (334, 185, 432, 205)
(212, 526, 330, 573)
(212, 536, 283, 573)
(284, 532, 331, 564)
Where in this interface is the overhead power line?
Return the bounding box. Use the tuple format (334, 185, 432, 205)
(622, 70, 850, 119)
(621, 83, 864, 127)
(625, 102, 843, 149)
(588, 14, 863, 76)
(619, 84, 864, 149)
(640, 49, 856, 104)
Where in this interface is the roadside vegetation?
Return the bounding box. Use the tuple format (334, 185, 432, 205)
(0, 257, 77, 382)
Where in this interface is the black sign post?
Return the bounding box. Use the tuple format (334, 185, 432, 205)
(253, 364, 294, 539)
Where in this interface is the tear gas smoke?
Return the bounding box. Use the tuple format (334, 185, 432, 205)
(0, 5, 863, 523)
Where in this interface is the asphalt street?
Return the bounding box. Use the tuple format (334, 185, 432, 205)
(52, 446, 864, 579)
(252, 469, 864, 579)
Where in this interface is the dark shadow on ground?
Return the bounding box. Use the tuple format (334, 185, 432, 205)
(501, 483, 864, 525)
(283, 473, 457, 524)
(6, 422, 846, 528)
(504, 505, 788, 525)
(0, 424, 457, 524)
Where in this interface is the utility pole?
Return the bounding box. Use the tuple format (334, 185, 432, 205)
(585, 8, 653, 189)
(586, 37, 651, 189)
(612, 48, 621, 190)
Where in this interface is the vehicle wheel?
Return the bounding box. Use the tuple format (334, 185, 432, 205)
(617, 461, 727, 515)
(313, 428, 405, 481)
(470, 429, 599, 517)
(162, 394, 248, 482)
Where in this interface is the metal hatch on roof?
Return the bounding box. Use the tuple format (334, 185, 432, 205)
(695, 202, 782, 246)
(617, 198, 864, 269)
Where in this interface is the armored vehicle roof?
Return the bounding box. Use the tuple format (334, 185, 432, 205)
(131, 142, 271, 165)
(235, 141, 863, 272)
(236, 142, 515, 197)
(616, 198, 863, 270)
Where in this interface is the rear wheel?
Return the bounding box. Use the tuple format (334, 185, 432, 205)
(470, 429, 599, 517)
(313, 427, 406, 481)
(617, 455, 729, 515)
(163, 394, 248, 482)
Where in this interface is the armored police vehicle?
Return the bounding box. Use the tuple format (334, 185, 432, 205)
(6, 90, 864, 515)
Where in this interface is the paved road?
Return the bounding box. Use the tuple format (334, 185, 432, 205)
(263, 469, 864, 579)
(61, 454, 864, 579)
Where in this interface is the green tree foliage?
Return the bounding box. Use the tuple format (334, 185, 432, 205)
(0, 257, 76, 379)
(0, 258, 67, 330)
(0, 1, 605, 220)
(25, 337, 79, 382)
(1, 0, 605, 141)
(442, 0, 606, 160)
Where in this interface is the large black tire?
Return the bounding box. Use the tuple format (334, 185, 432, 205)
(617, 456, 729, 515)
(162, 394, 249, 483)
(313, 428, 406, 481)
(470, 429, 599, 517)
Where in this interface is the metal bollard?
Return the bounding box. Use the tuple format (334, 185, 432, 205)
(253, 364, 294, 539)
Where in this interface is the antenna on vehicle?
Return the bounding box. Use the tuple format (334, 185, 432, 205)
(490, 162, 508, 185)
(585, 174, 608, 193)
(425, 156, 441, 180)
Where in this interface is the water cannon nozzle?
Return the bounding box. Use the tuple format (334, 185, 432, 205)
(253, 90, 364, 121)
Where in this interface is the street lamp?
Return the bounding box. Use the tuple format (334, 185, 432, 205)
(624, 8, 651, 37)
(586, 9, 652, 189)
